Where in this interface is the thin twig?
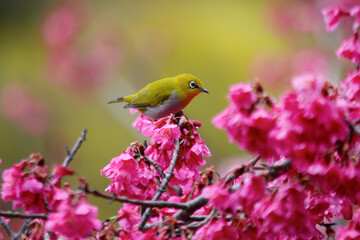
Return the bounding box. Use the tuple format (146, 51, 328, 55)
(0, 211, 47, 220)
(138, 138, 182, 230)
(186, 208, 217, 228)
(0, 216, 14, 238)
(86, 188, 188, 209)
(142, 154, 166, 179)
(225, 156, 260, 183)
(62, 128, 88, 167)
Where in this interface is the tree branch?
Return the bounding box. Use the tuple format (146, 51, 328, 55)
(0, 211, 47, 220)
(0, 216, 14, 239)
(86, 188, 188, 209)
(62, 128, 87, 167)
(138, 138, 182, 230)
(186, 208, 217, 228)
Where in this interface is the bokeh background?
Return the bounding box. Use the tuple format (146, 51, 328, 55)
(0, 0, 354, 224)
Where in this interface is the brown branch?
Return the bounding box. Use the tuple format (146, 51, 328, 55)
(86, 188, 188, 209)
(0, 211, 47, 220)
(138, 138, 182, 230)
(62, 128, 88, 167)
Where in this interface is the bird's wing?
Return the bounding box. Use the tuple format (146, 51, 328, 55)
(125, 83, 173, 109)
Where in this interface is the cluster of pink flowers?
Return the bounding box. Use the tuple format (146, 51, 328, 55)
(101, 142, 158, 200)
(1, 154, 101, 239)
(103, 114, 211, 199)
(0, 83, 50, 135)
(43, 1, 120, 94)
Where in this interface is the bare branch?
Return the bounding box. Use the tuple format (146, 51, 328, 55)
(0, 211, 47, 220)
(138, 138, 182, 230)
(86, 188, 188, 209)
(62, 128, 88, 167)
(186, 208, 217, 228)
(0, 216, 14, 238)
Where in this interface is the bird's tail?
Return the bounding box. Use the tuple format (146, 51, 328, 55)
(108, 97, 125, 104)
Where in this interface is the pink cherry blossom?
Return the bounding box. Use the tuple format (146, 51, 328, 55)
(340, 70, 360, 101)
(132, 114, 155, 136)
(101, 150, 158, 200)
(213, 104, 277, 159)
(231, 174, 266, 214)
(270, 80, 348, 170)
(45, 195, 101, 239)
(192, 218, 239, 240)
(1, 160, 49, 213)
(322, 6, 349, 32)
(229, 82, 258, 109)
(291, 73, 325, 92)
(336, 34, 360, 65)
(202, 181, 232, 211)
(254, 182, 323, 240)
(138, 115, 210, 194)
(50, 165, 74, 185)
(151, 123, 181, 149)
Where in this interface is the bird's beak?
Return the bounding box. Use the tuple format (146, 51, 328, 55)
(197, 87, 209, 94)
(107, 97, 124, 104)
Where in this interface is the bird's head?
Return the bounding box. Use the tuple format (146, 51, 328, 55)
(175, 73, 209, 94)
(174, 74, 209, 107)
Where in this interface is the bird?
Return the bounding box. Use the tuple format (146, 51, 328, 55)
(108, 74, 209, 120)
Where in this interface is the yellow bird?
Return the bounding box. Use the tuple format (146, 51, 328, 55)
(108, 74, 209, 120)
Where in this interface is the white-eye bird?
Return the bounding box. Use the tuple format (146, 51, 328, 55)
(108, 74, 209, 120)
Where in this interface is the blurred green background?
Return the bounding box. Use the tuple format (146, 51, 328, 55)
(0, 0, 337, 221)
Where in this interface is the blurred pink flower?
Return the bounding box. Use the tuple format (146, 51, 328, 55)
(1, 83, 50, 135)
(202, 181, 232, 211)
(47, 41, 120, 93)
(336, 34, 360, 65)
(229, 83, 258, 109)
(265, 1, 322, 34)
(45, 195, 101, 239)
(42, 2, 87, 48)
(292, 49, 330, 76)
(43, 2, 121, 94)
(340, 70, 360, 101)
(213, 83, 277, 159)
(270, 77, 348, 170)
(322, 6, 349, 32)
(254, 182, 322, 240)
(192, 218, 238, 240)
(291, 73, 325, 92)
(350, 5, 360, 30)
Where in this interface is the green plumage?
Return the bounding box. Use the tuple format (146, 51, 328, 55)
(108, 74, 208, 119)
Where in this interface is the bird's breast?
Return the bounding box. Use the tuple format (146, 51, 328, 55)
(144, 91, 182, 120)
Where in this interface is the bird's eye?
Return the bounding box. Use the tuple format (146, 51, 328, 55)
(189, 81, 197, 89)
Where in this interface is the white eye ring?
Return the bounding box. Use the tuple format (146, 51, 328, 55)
(189, 81, 197, 89)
